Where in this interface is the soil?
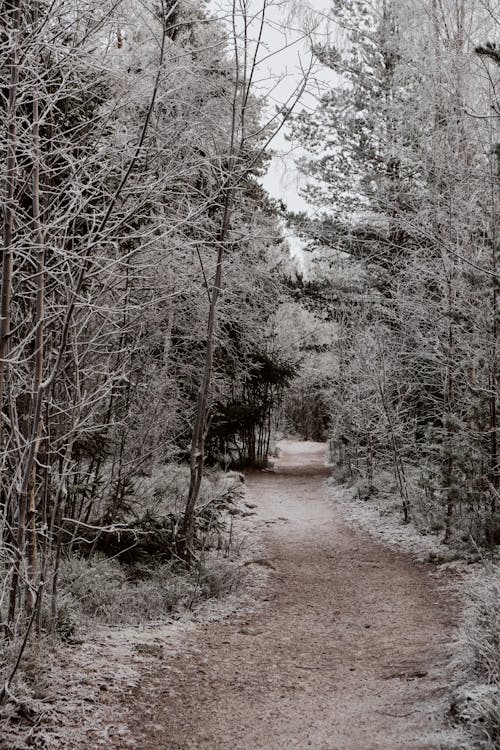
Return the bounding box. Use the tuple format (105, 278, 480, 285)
(95, 440, 459, 750)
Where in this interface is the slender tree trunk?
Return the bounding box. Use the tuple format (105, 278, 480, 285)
(489, 143, 500, 515)
(0, 0, 21, 445)
(24, 59, 46, 613)
(181, 194, 231, 560)
(443, 276, 454, 543)
(4, 0, 23, 630)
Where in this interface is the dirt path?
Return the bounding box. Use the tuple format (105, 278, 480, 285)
(107, 441, 458, 749)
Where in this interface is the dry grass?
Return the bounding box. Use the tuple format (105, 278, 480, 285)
(56, 551, 245, 629)
(0, 549, 247, 749)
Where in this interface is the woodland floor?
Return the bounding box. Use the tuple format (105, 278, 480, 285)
(29, 441, 464, 750)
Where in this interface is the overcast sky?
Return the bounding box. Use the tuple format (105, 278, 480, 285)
(209, 0, 335, 215)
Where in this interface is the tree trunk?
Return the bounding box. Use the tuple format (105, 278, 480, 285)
(181, 166, 236, 560)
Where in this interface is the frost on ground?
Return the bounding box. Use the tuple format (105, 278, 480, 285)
(0, 500, 271, 750)
(2, 444, 485, 750)
(82, 441, 466, 750)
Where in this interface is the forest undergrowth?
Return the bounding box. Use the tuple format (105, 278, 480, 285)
(453, 565, 500, 750)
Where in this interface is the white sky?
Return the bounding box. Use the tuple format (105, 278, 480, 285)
(209, 0, 336, 215)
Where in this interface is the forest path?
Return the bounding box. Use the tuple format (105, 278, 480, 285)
(112, 440, 457, 750)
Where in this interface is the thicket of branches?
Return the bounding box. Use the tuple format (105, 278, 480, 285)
(0, 0, 300, 651)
